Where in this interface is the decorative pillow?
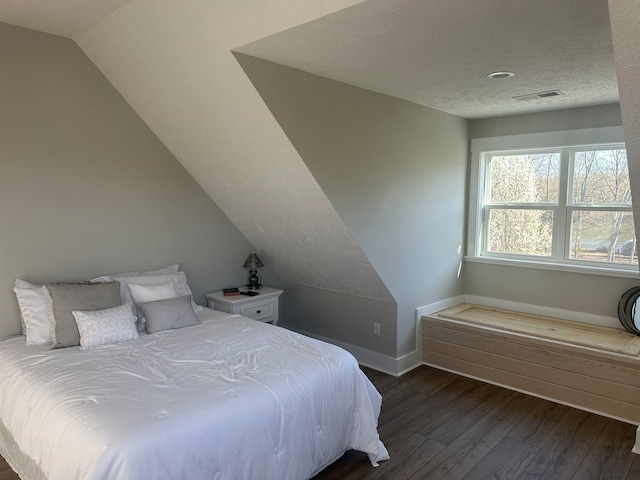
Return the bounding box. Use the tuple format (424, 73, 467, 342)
(138, 295, 201, 334)
(89, 264, 180, 284)
(127, 280, 179, 323)
(73, 304, 139, 350)
(13, 279, 51, 345)
(44, 282, 122, 349)
(113, 272, 202, 315)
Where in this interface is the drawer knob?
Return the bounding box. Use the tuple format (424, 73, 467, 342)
(256, 310, 261, 314)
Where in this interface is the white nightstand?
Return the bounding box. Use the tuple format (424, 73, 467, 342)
(205, 287, 283, 325)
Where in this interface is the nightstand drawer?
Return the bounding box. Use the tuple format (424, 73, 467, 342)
(240, 301, 274, 322)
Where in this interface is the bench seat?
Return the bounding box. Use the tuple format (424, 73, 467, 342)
(422, 303, 640, 427)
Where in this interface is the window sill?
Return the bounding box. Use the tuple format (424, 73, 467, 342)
(464, 255, 640, 279)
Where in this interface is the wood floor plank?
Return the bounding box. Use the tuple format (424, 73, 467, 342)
(408, 390, 534, 479)
(419, 381, 514, 445)
(461, 436, 540, 480)
(569, 418, 638, 480)
(372, 434, 445, 480)
(628, 454, 640, 478)
(517, 408, 609, 480)
(507, 397, 568, 448)
(377, 375, 485, 441)
(376, 366, 437, 402)
(0, 460, 18, 480)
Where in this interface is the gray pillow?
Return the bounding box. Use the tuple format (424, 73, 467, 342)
(45, 282, 122, 349)
(138, 295, 200, 334)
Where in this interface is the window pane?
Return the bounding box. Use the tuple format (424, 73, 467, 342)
(487, 208, 553, 256)
(571, 149, 630, 205)
(488, 153, 559, 203)
(569, 210, 637, 265)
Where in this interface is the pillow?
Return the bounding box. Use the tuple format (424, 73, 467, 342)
(13, 279, 51, 346)
(113, 272, 202, 315)
(73, 304, 139, 350)
(138, 295, 200, 334)
(127, 280, 179, 321)
(44, 282, 122, 349)
(89, 264, 180, 284)
(128, 280, 179, 306)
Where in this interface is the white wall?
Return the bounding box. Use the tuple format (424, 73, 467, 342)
(236, 54, 468, 358)
(0, 23, 271, 338)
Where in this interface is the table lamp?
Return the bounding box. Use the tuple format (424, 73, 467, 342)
(243, 253, 264, 289)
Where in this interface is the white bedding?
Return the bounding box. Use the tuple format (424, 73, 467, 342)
(0, 308, 388, 480)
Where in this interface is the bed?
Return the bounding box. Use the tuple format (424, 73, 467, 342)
(0, 290, 388, 479)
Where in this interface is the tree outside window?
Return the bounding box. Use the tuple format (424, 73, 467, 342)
(481, 145, 635, 268)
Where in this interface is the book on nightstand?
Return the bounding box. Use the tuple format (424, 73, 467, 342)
(223, 288, 240, 296)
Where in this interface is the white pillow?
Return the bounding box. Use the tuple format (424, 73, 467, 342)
(113, 272, 202, 314)
(73, 304, 139, 350)
(128, 280, 179, 309)
(13, 279, 51, 346)
(89, 264, 180, 284)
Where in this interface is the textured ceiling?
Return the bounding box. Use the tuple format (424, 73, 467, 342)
(237, 0, 618, 119)
(0, 0, 618, 119)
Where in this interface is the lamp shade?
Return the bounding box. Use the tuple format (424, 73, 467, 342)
(243, 253, 264, 269)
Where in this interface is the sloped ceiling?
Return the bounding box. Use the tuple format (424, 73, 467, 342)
(0, 0, 638, 302)
(68, 0, 394, 302)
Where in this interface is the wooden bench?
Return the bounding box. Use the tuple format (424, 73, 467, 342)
(422, 304, 640, 432)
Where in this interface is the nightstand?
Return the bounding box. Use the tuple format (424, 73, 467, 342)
(205, 287, 283, 325)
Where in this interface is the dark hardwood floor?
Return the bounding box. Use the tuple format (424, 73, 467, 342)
(0, 459, 17, 480)
(1, 365, 638, 479)
(313, 366, 640, 480)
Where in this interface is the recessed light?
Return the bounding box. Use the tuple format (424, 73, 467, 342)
(486, 71, 515, 79)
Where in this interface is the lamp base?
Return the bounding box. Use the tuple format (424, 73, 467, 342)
(246, 269, 262, 289)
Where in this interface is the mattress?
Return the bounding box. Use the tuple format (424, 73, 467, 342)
(0, 308, 388, 480)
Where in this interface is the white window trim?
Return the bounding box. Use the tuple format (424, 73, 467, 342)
(467, 126, 635, 277)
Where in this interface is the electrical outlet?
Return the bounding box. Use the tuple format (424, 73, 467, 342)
(373, 322, 381, 336)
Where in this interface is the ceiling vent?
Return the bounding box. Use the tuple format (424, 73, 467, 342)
(512, 90, 564, 101)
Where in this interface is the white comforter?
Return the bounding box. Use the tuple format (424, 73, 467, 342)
(0, 309, 388, 480)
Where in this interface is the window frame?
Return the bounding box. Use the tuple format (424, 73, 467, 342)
(467, 127, 636, 276)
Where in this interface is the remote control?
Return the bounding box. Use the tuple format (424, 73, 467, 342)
(240, 291, 259, 296)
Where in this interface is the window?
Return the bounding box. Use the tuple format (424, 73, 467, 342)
(468, 127, 636, 272)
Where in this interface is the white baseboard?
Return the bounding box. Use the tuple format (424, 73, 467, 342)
(634, 426, 640, 455)
(287, 327, 421, 377)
